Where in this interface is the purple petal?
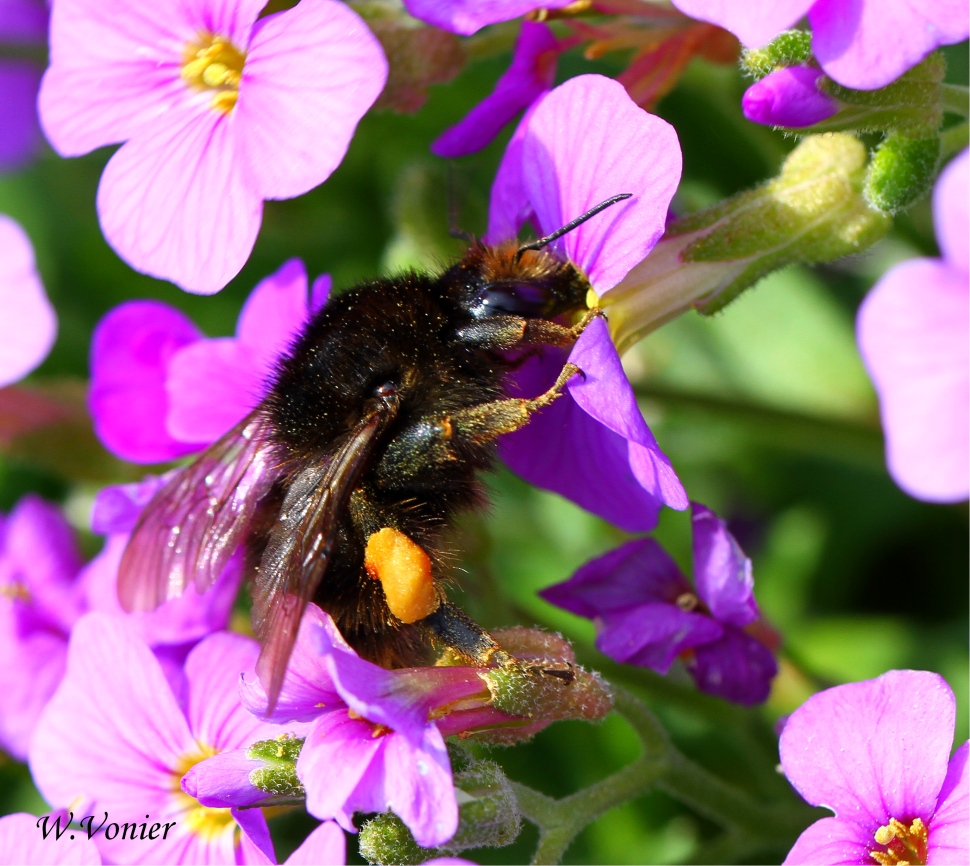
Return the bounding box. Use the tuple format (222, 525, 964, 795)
(810, 0, 970, 90)
(935, 150, 968, 274)
(310, 273, 332, 313)
(690, 502, 758, 628)
(0, 215, 55, 386)
(541, 537, 690, 618)
(741, 66, 839, 128)
(0, 812, 101, 865)
(597, 602, 723, 674)
(781, 816, 875, 866)
(166, 338, 264, 443)
(285, 822, 346, 866)
(0, 61, 43, 172)
(89, 300, 204, 463)
(96, 105, 262, 295)
(234, 807, 276, 866)
(90, 475, 166, 535)
(182, 749, 267, 809)
(236, 259, 311, 366)
(686, 627, 776, 706)
(485, 101, 539, 244)
(0, 0, 48, 42)
(670, 0, 814, 48)
(432, 21, 557, 158)
(929, 742, 969, 865)
(240, 605, 343, 723)
(401, 0, 573, 36)
(779, 670, 956, 829)
(521, 75, 682, 293)
(857, 259, 969, 502)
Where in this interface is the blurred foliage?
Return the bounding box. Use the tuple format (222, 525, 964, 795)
(0, 20, 966, 866)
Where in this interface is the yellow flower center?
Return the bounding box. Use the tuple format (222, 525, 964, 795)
(0, 581, 31, 603)
(870, 817, 928, 865)
(181, 33, 246, 114)
(171, 746, 236, 842)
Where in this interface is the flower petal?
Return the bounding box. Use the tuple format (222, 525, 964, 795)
(96, 105, 262, 294)
(540, 537, 689, 619)
(0, 0, 48, 42)
(857, 259, 969, 502)
(0, 62, 43, 172)
(928, 741, 969, 865)
(236, 259, 311, 366)
(238, 0, 387, 200)
(0, 215, 55, 387)
(521, 75, 682, 293)
(779, 670, 956, 828)
(285, 821, 346, 866)
(0, 812, 101, 865)
(485, 100, 539, 244)
(670, 0, 814, 48)
(934, 150, 968, 275)
(741, 66, 839, 128)
(182, 749, 268, 808)
(781, 816, 875, 866)
(89, 300, 204, 462)
(234, 806, 276, 866)
(809, 0, 970, 90)
(690, 502, 758, 628)
(686, 627, 776, 706)
(432, 21, 557, 158)
(401, 0, 573, 36)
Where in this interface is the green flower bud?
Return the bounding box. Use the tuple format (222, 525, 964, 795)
(359, 813, 428, 866)
(441, 760, 522, 853)
(246, 735, 306, 801)
(864, 133, 941, 212)
(603, 133, 891, 354)
(741, 29, 813, 79)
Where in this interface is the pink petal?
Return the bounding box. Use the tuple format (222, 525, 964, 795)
(88, 300, 204, 462)
(401, 0, 573, 36)
(521, 75, 681, 293)
(182, 749, 268, 808)
(0, 61, 43, 172)
(0, 812, 101, 865)
(166, 338, 264, 443)
(779, 670, 956, 830)
(96, 104, 262, 294)
(236, 258, 311, 368)
(0, 215, 55, 386)
(857, 259, 969, 502)
(238, 0, 387, 200)
(234, 807, 276, 866)
(485, 100, 539, 243)
(934, 150, 968, 274)
(810, 0, 970, 90)
(929, 742, 969, 865)
(782, 816, 875, 865)
(690, 502, 758, 628)
(670, 0, 814, 48)
(285, 822, 346, 866)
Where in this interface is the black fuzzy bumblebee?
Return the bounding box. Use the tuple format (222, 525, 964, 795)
(118, 196, 628, 707)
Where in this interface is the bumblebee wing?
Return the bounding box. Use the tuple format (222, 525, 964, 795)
(252, 408, 391, 709)
(118, 411, 279, 612)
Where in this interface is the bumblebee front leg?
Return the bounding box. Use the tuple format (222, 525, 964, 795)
(456, 307, 604, 351)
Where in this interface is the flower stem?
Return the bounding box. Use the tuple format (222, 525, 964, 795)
(941, 84, 970, 117)
(940, 122, 969, 161)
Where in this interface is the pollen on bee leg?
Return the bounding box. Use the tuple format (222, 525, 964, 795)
(364, 527, 439, 623)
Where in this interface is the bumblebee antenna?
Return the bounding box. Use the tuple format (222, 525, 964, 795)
(515, 193, 632, 261)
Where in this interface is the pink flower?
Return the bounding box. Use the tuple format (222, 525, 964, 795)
(0, 215, 56, 386)
(741, 66, 839, 128)
(0, 0, 48, 172)
(780, 670, 968, 865)
(671, 0, 969, 90)
(402, 0, 573, 36)
(39, 0, 387, 294)
(0, 812, 101, 865)
(857, 149, 968, 503)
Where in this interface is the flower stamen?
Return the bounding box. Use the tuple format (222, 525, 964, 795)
(181, 33, 246, 114)
(870, 817, 928, 865)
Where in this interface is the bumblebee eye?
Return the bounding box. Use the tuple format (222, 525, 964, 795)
(472, 282, 554, 318)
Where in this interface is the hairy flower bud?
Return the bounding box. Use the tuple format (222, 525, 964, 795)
(359, 812, 427, 866)
(864, 134, 941, 212)
(441, 759, 522, 853)
(740, 30, 813, 80)
(246, 735, 306, 801)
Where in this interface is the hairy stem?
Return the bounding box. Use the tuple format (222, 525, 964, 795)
(941, 122, 969, 161)
(941, 84, 970, 117)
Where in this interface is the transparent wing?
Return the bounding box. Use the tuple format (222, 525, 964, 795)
(118, 411, 280, 612)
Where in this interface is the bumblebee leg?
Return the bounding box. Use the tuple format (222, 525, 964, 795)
(456, 307, 604, 350)
(422, 600, 512, 666)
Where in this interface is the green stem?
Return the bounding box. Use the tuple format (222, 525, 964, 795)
(941, 84, 970, 117)
(941, 122, 970, 161)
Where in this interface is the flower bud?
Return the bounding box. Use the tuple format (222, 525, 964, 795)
(441, 759, 522, 853)
(603, 133, 891, 353)
(359, 812, 428, 866)
(864, 133, 941, 212)
(742, 67, 839, 128)
(246, 735, 305, 800)
(741, 30, 813, 79)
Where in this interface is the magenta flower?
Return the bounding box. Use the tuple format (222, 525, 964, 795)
(39, 0, 387, 294)
(402, 0, 573, 36)
(487, 74, 687, 530)
(671, 0, 969, 89)
(742, 66, 839, 127)
(431, 21, 560, 158)
(89, 259, 330, 463)
(30, 615, 294, 864)
(0, 0, 47, 172)
(0, 215, 56, 387)
(542, 502, 777, 705)
(857, 149, 968, 503)
(0, 812, 101, 865)
(780, 670, 968, 865)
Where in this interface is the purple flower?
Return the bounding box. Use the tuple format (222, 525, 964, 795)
(742, 65, 839, 127)
(431, 21, 560, 158)
(542, 502, 777, 705)
(0, 0, 47, 172)
(0, 812, 101, 865)
(89, 259, 330, 463)
(780, 670, 968, 865)
(488, 74, 687, 530)
(39, 0, 387, 294)
(0, 215, 56, 387)
(671, 0, 969, 90)
(402, 0, 573, 36)
(857, 149, 968, 503)
(30, 615, 294, 864)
